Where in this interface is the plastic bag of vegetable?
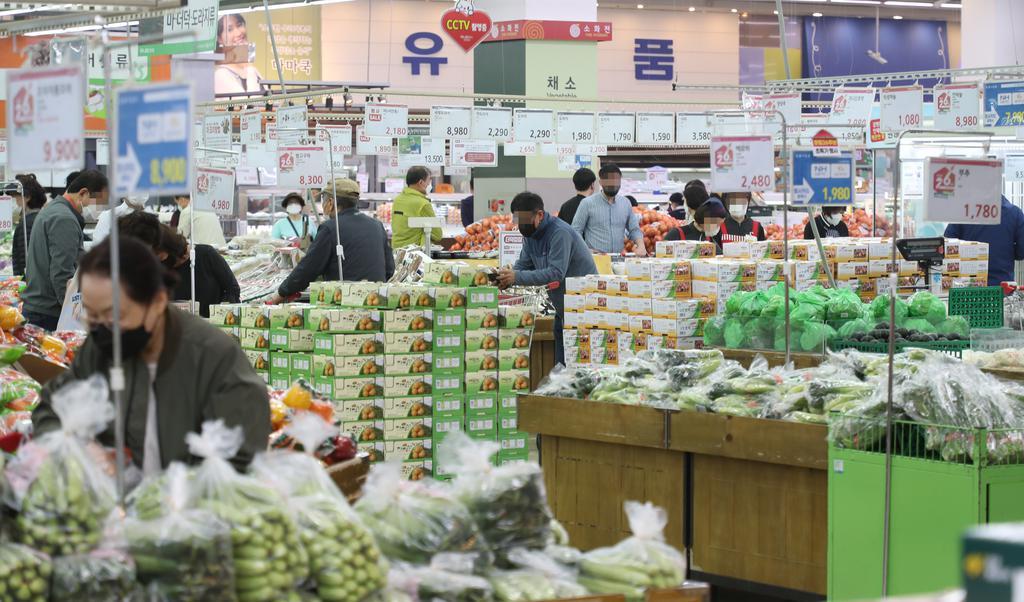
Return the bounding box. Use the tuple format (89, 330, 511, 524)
(799, 322, 836, 353)
(185, 420, 308, 601)
(251, 413, 387, 601)
(702, 317, 725, 347)
(50, 550, 139, 602)
(870, 294, 908, 324)
(837, 318, 871, 339)
(506, 547, 587, 599)
(577, 501, 685, 601)
(533, 364, 603, 399)
(443, 432, 552, 565)
(0, 542, 51, 602)
(723, 318, 748, 349)
(125, 463, 237, 601)
(827, 289, 864, 323)
(355, 462, 491, 570)
(6, 376, 115, 556)
(790, 302, 824, 324)
(909, 291, 947, 325)
(387, 561, 493, 601)
(937, 315, 970, 338)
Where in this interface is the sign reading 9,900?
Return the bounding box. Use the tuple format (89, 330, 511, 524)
(790, 149, 855, 206)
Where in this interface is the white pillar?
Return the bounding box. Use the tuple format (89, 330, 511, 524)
(961, 0, 1024, 68)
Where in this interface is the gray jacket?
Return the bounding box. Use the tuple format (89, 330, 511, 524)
(23, 198, 84, 318)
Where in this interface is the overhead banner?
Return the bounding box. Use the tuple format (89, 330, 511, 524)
(139, 0, 218, 56)
(484, 20, 613, 43)
(7, 64, 86, 173)
(709, 135, 774, 193)
(924, 157, 1003, 225)
(933, 83, 981, 131)
(113, 82, 192, 196)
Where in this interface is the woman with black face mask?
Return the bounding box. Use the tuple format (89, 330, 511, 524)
(30, 236, 270, 474)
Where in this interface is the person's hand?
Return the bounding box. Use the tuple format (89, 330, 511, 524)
(496, 268, 516, 290)
(634, 242, 649, 257)
(267, 294, 286, 305)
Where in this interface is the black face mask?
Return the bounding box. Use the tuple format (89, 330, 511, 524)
(90, 309, 154, 359)
(603, 186, 620, 198)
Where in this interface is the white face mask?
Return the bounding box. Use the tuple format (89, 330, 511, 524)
(703, 224, 721, 238)
(82, 204, 100, 221)
(425, 183, 433, 195)
(824, 212, 843, 226)
(729, 204, 747, 219)
(286, 203, 302, 216)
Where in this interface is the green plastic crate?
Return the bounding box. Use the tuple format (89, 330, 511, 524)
(948, 286, 1004, 329)
(829, 338, 969, 358)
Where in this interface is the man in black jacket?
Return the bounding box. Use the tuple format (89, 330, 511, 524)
(272, 178, 394, 302)
(558, 168, 596, 225)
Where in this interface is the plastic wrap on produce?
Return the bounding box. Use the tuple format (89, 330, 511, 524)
(0, 542, 52, 602)
(505, 547, 588, 599)
(387, 561, 493, 602)
(50, 550, 139, 601)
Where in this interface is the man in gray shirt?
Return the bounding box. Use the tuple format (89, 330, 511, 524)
(570, 163, 647, 256)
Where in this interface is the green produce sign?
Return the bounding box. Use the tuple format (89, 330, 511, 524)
(138, 0, 218, 57)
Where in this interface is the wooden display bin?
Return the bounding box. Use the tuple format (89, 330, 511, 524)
(327, 454, 370, 503)
(547, 583, 710, 602)
(530, 315, 557, 389)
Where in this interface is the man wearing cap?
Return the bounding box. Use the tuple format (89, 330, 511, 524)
(270, 179, 394, 303)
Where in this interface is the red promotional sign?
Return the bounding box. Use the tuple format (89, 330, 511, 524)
(485, 19, 613, 42)
(441, 0, 492, 52)
(714, 145, 734, 169)
(932, 167, 955, 195)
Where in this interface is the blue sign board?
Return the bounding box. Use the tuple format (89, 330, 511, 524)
(983, 80, 1024, 127)
(791, 150, 855, 206)
(113, 82, 192, 196)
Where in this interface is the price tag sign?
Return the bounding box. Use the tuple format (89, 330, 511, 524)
(318, 124, 353, 169)
(513, 109, 555, 142)
(557, 112, 595, 144)
(933, 83, 981, 130)
(451, 140, 498, 167)
(0, 196, 13, 231)
(276, 106, 308, 145)
(1006, 155, 1024, 182)
(830, 87, 875, 126)
(113, 82, 192, 196)
(924, 157, 1003, 225)
(364, 103, 409, 137)
(6, 65, 86, 172)
(503, 141, 538, 156)
(277, 145, 328, 189)
(676, 113, 711, 146)
(983, 80, 1024, 127)
(709, 136, 774, 193)
(240, 109, 262, 146)
(355, 126, 393, 156)
(636, 112, 674, 145)
(242, 143, 277, 170)
(790, 150, 854, 205)
(499, 230, 524, 267)
(193, 166, 235, 216)
(96, 138, 110, 166)
(597, 112, 635, 145)
(472, 107, 513, 142)
(202, 114, 231, 150)
(761, 92, 802, 125)
(393, 136, 446, 169)
(430, 106, 472, 139)
(879, 86, 923, 132)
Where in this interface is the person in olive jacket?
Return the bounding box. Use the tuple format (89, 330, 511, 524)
(32, 237, 270, 473)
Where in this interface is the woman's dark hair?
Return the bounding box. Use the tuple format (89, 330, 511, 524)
(683, 180, 709, 212)
(572, 168, 596, 192)
(282, 193, 305, 209)
(8, 174, 47, 209)
(215, 14, 246, 52)
(159, 224, 188, 260)
(510, 192, 544, 213)
(118, 211, 162, 248)
(79, 237, 178, 304)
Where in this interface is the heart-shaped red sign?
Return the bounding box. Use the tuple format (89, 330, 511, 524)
(441, 8, 492, 52)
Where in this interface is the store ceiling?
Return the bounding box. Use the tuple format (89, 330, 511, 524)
(594, 0, 960, 21)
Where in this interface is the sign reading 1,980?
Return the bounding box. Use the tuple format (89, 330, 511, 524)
(790, 150, 854, 206)
(924, 157, 1003, 225)
(113, 82, 192, 196)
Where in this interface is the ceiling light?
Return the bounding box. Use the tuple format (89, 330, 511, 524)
(773, 10, 778, 14)
(688, 6, 696, 11)
(730, 8, 737, 12)
(883, 0, 932, 5)
(637, 3, 643, 7)
(939, 2, 961, 6)
(812, 12, 823, 16)
(867, 48, 887, 64)
(893, 14, 903, 19)
(740, 11, 748, 17)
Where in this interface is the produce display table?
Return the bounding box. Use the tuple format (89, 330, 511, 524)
(530, 316, 557, 389)
(547, 583, 710, 602)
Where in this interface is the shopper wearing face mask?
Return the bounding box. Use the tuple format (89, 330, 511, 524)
(9, 174, 48, 278)
(23, 170, 108, 331)
(805, 206, 849, 239)
(663, 196, 727, 254)
(391, 166, 442, 250)
(91, 196, 146, 245)
(175, 194, 227, 247)
(721, 192, 766, 242)
(497, 192, 597, 366)
(31, 236, 270, 473)
(271, 193, 318, 248)
(571, 163, 647, 256)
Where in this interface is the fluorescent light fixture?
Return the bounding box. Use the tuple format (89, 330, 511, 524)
(893, 14, 903, 19)
(831, 0, 881, 4)
(883, 0, 932, 5)
(812, 12, 823, 16)
(688, 5, 695, 10)
(730, 8, 737, 12)
(867, 48, 887, 64)
(637, 3, 644, 8)
(940, 2, 961, 6)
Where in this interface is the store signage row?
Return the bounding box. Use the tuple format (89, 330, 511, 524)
(484, 19, 613, 43)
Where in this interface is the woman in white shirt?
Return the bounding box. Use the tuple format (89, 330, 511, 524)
(175, 194, 226, 247)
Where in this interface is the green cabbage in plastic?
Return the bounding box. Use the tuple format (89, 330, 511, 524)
(799, 322, 837, 352)
(937, 315, 971, 337)
(908, 291, 947, 325)
(724, 319, 748, 349)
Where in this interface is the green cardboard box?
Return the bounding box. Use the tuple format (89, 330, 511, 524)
(432, 374, 464, 395)
(499, 349, 531, 371)
(465, 393, 497, 418)
(433, 394, 464, 418)
(269, 367, 290, 385)
(342, 420, 383, 443)
(499, 369, 531, 395)
(269, 352, 291, 373)
(499, 432, 530, 456)
(465, 371, 499, 395)
(313, 332, 384, 356)
(357, 441, 384, 463)
(289, 369, 311, 384)
(384, 417, 432, 440)
(465, 349, 499, 373)
(422, 261, 484, 287)
(269, 328, 314, 352)
(466, 307, 499, 330)
(383, 375, 433, 397)
(337, 399, 384, 422)
(464, 416, 498, 440)
(435, 287, 468, 310)
(337, 282, 386, 308)
(433, 332, 464, 353)
(269, 305, 309, 329)
(313, 355, 383, 378)
(384, 309, 433, 333)
(498, 306, 538, 330)
(312, 376, 333, 399)
(385, 353, 433, 376)
(498, 394, 518, 417)
(465, 330, 499, 352)
(498, 414, 519, 434)
(385, 439, 432, 461)
(269, 374, 289, 390)
(308, 308, 382, 333)
(432, 416, 463, 443)
(333, 376, 384, 401)
(432, 351, 464, 375)
(239, 328, 271, 350)
(208, 304, 241, 327)
(467, 286, 499, 308)
(309, 282, 329, 306)
(384, 332, 432, 354)
(288, 353, 313, 375)
(381, 283, 419, 310)
(240, 305, 272, 329)
(432, 309, 466, 333)
(384, 396, 432, 419)
(499, 328, 533, 351)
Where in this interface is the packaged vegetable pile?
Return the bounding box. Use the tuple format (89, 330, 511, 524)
(50, 550, 138, 602)
(0, 542, 52, 602)
(5, 376, 115, 556)
(387, 561, 493, 602)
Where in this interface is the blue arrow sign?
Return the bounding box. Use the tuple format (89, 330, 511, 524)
(983, 80, 1024, 127)
(113, 82, 193, 196)
(790, 150, 855, 206)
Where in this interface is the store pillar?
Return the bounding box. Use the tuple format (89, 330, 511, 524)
(961, 0, 1024, 69)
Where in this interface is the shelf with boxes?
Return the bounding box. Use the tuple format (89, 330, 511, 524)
(207, 260, 539, 481)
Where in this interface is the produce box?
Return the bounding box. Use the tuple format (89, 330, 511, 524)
(384, 396, 432, 419)
(384, 417, 432, 441)
(268, 374, 287, 389)
(313, 332, 384, 356)
(239, 328, 270, 350)
(333, 376, 384, 401)
(385, 439, 432, 461)
(499, 306, 537, 329)
(722, 241, 752, 258)
(465, 371, 499, 395)
(384, 332, 432, 353)
(217, 326, 240, 344)
(240, 305, 271, 329)
(313, 355, 383, 378)
(628, 297, 653, 316)
(381, 283, 420, 310)
(466, 393, 498, 418)
(499, 369, 530, 394)
(208, 303, 241, 326)
(499, 349, 531, 371)
(563, 311, 581, 330)
(566, 294, 584, 312)
(655, 240, 717, 259)
(422, 261, 487, 287)
(269, 351, 291, 373)
(432, 351, 464, 375)
(755, 260, 788, 282)
(691, 259, 756, 282)
(384, 353, 433, 376)
(244, 349, 269, 372)
(596, 275, 630, 296)
(498, 394, 518, 417)
(466, 307, 500, 330)
(383, 375, 432, 397)
(467, 286, 499, 308)
(434, 332, 465, 353)
(627, 281, 652, 299)
(963, 524, 1024, 601)
(338, 282, 387, 308)
(309, 308, 382, 333)
(624, 258, 679, 281)
(673, 319, 705, 338)
(959, 240, 989, 260)
(400, 461, 432, 481)
(628, 315, 654, 334)
(342, 419, 383, 443)
(269, 328, 314, 352)
(288, 353, 312, 375)
(466, 329, 500, 352)
(312, 376, 333, 399)
(269, 305, 308, 329)
(787, 241, 821, 262)
(835, 262, 870, 280)
(466, 349, 499, 372)
(435, 287, 468, 310)
(651, 280, 689, 300)
(823, 241, 868, 263)
(434, 394, 464, 418)
(498, 414, 519, 434)
(432, 374, 464, 395)
(432, 416, 464, 443)
(383, 309, 433, 332)
(566, 274, 598, 294)
(336, 399, 384, 422)
(309, 281, 329, 305)
(676, 298, 716, 319)
(499, 432, 530, 458)
(358, 441, 384, 463)
(432, 309, 466, 332)
(499, 328, 533, 351)
(465, 415, 498, 440)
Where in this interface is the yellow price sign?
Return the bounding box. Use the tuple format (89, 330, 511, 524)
(149, 157, 187, 187)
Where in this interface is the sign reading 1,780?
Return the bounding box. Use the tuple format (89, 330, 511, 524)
(790, 150, 855, 206)
(113, 82, 193, 196)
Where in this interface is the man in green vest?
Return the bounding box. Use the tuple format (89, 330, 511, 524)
(391, 165, 442, 249)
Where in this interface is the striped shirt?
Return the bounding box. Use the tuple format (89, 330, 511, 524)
(570, 191, 643, 253)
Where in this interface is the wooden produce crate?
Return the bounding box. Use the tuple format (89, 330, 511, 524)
(326, 454, 370, 503)
(530, 315, 557, 389)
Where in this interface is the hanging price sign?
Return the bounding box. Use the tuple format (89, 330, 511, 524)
(96, 138, 110, 166)
(709, 135, 774, 193)
(202, 114, 231, 150)
(676, 113, 711, 146)
(318, 124, 353, 169)
(790, 150, 854, 205)
(504, 141, 538, 156)
(193, 166, 236, 216)
(597, 112, 635, 145)
(513, 109, 555, 142)
(472, 107, 513, 142)
(355, 126, 393, 156)
(6, 64, 85, 172)
(430, 106, 472, 139)
(277, 145, 328, 189)
(636, 112, 674, 145)
(1005, 155, 1024, 182)
(761, 92, 802, 124)
(275, 106, 308, 145)
(0, 196, 13, 231)
(557, 112, 595, 144)
(933, 83, 981, 130)
(365, 103, 409, 137)
(830, 87, 875, 126)
(451, 140, 498, 167)
(114, 82, 192, 196)
(879, 85, 923, 132)
(499, 230, 524, 268)
(240, 109, 262, 146)
(924, 157, 1003, 225)
(393, 136, 446, 169)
